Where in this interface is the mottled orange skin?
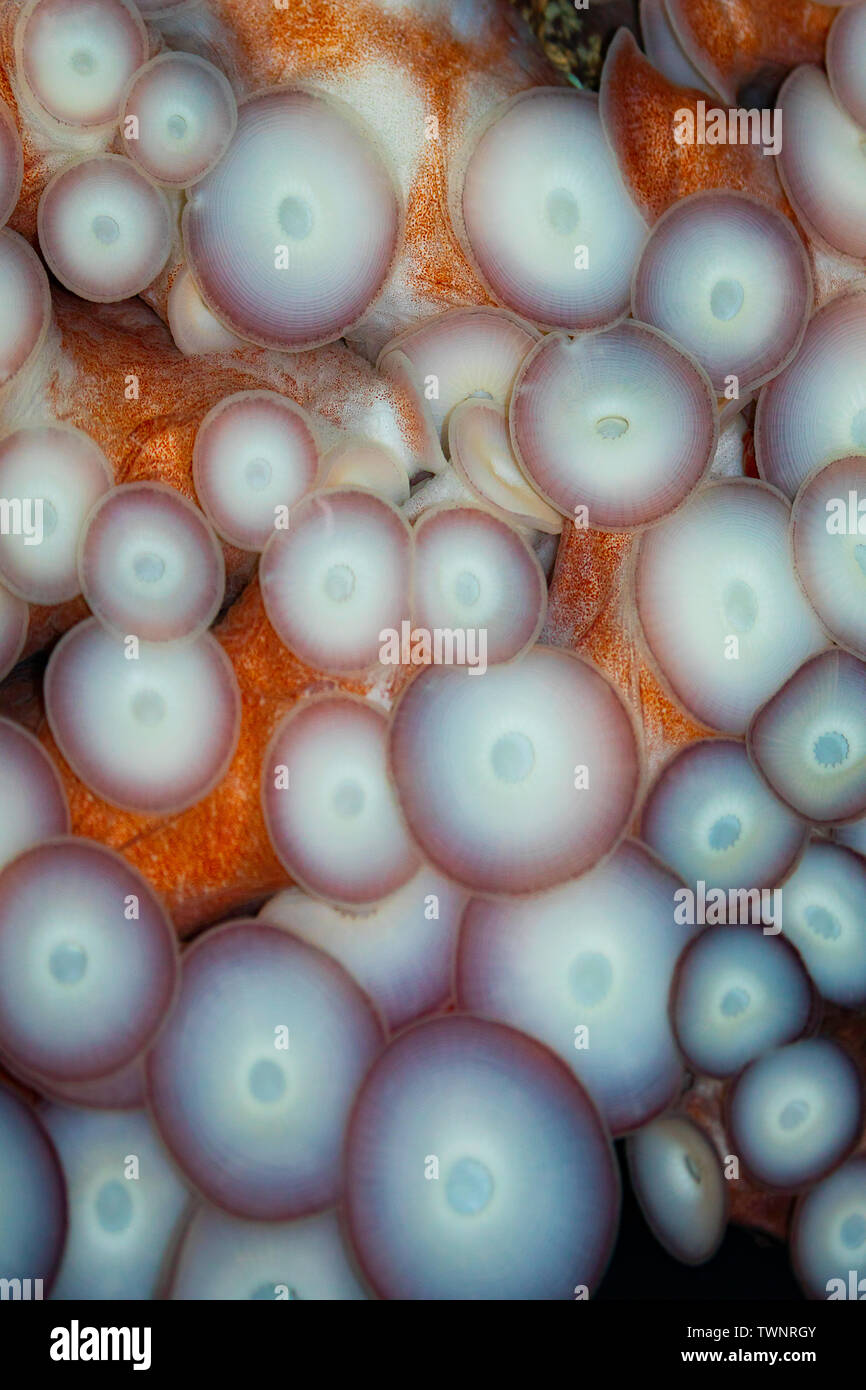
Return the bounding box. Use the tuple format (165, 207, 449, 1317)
(42, 577, 413, 934)
(0, 0, 485, 933)
(404, 137, 495, 312)
(545, 523, 634, 647)
(600, 29, 791, 224)
(545, 521, 711, 782)
(666, 0, 836, 105)
(0, 8, 782, 936)
(46, 290, 428, 491)
(19, 291, 254, 653)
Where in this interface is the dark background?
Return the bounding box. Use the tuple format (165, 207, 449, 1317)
(599, 1143, 802, 1299)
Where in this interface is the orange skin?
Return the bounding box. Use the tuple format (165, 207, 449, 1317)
(0, 0, 550, 931)
(0, 0, 551, 937)
(600, 28, 792, 224)
(9, 282, 428, 932)
(545, 521, 712, 785)
(0, 10, 793, 933)
(665, 0, 836, 106)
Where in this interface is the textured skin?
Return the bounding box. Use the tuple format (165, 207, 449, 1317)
(544, 522, 711, 787)
(0, 0, 556, 351)
(600, 29, 791, 224)
(665, 0, 835, 105)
